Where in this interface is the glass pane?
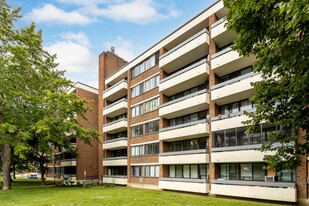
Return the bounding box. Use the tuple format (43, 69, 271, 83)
(214, 132, 224, 147)
(183, 165, 190, 178)
(191, 165, 198, 178)
(253, 164, 265, 181)
(176, 165, 182, 178)
(169, 166, 175, 177)
(190, 113, 198, 122)
(240, 164, 252, 180)
(231, 102, 239, 113)
(199, 165, 206, 179)
(240, 100, 251, 111)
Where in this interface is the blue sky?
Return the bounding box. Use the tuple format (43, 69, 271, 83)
(8, 0, 214, 88)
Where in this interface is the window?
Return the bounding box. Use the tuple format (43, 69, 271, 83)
(220, 99, 255, 115)
(131, 54, 158, 79)
(131, 120, 159, 137)
(131, 143, 159, 157)
(167, 138, 207, 152)
(168, 164, 208, 179)
(213, 123, 288, 148)
(219, 163, 265, 181)
(168, 83, 209, 102)
(277, 167, 295, 182)
(219, 66, 254, 83)
(131, 97, 159, 117)
(131, 165, 159, 177)
(131, 75, 160, 98)
(168, 110, 208, 127)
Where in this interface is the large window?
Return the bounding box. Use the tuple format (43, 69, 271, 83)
(220, 99, 256, 115)
(110, 131, 127, 140)
(277, 167, 295, 182)
(131, 53, 158, 79)
(131, 143, 159, 156)
(168, 83, 208, 102)
(131, 165, 159, 177)
(168, 164, 208, 179)
(167, 137, 208, 152)
(110, 149, 127, 157)
(131, 97, 159, 117)
(219, 163, 265, 181)
(107, 166, 127, 176)
(168, 110, 209, 127)
(219, 66, 254, 83)
(213, 124, 292, 147)
(131, 120, 159, 137)
(131, 75, 160, 98)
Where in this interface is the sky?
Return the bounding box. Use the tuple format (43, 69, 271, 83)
(8, 0, 215, 88)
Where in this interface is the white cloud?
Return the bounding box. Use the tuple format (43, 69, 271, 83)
(26, 4, 92, 25)
(87, 0, 181, 24)
(104, 37, 138, 61)
(45, 32, 97, 73)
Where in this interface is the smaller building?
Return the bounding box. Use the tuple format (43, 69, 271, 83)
(46, 82, 99, 181)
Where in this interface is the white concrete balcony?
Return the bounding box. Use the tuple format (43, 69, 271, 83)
(102, 175, 127, 185)
(159, 29, 209, 74)
(159, 58, 209, 96)
(211, 180, 297, 202)
(211, 17, 236, 48)
(61, 159, 76, 167)
(211, 47, 256, 77)
(159, 120, 209, 142)
(103, 157, 127, 166)
(103, 98, 127, 118)
(211, 73, 262, 105)
(159, 90, 209, 119)
(103, 137, 128, 150)
(160, 178, 209, 193)
(159, 149, 209, 164)
(103, 79, 127, 102)
(211, 145, 275, 163)
(103, 118, 127, 134)
(211, 109, 255, 132)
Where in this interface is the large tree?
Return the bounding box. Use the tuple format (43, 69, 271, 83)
(0, 0, 97, 189)
(224, 0, 309, 171)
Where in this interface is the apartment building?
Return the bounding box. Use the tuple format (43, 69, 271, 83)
(46, 82, 99, 181)
(99, 0, 308, 203)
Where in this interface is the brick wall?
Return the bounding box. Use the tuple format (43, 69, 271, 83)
(98, 51, 127, 179)
(75, 87, 99, 180)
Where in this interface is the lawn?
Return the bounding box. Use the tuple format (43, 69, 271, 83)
(0, 180, 277, 206)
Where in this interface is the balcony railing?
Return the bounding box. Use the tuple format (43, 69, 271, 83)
(160, 29, 209, 60)
(212, 72, 260, 90)
(160, 119, 208, 133)
(212, 108, 256, 122)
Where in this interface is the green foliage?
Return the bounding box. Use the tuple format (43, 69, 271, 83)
(0, 0, 98, 187)
(224, 0, 309, 170)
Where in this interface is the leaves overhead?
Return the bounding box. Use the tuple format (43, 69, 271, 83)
(224, 0, 309, 170)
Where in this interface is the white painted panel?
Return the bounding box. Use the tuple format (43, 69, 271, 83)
(211, 115, 248, 132)
(103, 177, 127, 185)
(103, 139, 128, 150)
(211, 184, 297, 202)
(103, 159, 127, 166)
(159, 181, 209, 193)
(103, 120, 127, 133)
(211, 150, 275, 163)
(160, 153, 209, 164)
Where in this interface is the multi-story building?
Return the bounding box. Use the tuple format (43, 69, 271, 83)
(99, 0, 308, 204)
(46, 82, 99, 181)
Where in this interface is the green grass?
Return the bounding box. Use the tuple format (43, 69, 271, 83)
(0, 180, 278, 206)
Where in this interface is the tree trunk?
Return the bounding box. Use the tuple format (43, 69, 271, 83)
(1, 144, 12, 190)
(40, 163, 45, 185)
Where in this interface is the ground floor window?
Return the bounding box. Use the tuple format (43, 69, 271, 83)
(219, 163, 295, 182)
(168, 164, 208, 179)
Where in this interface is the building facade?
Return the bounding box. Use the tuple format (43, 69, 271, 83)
(98, 0, 308, 203)
(46, 82, 99, 181)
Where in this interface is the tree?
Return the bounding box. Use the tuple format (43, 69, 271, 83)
(224, 0, 309, 172)
(0, 0, 98, 189)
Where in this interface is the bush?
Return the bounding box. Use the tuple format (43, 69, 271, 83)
(55, 180, 83, 187)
